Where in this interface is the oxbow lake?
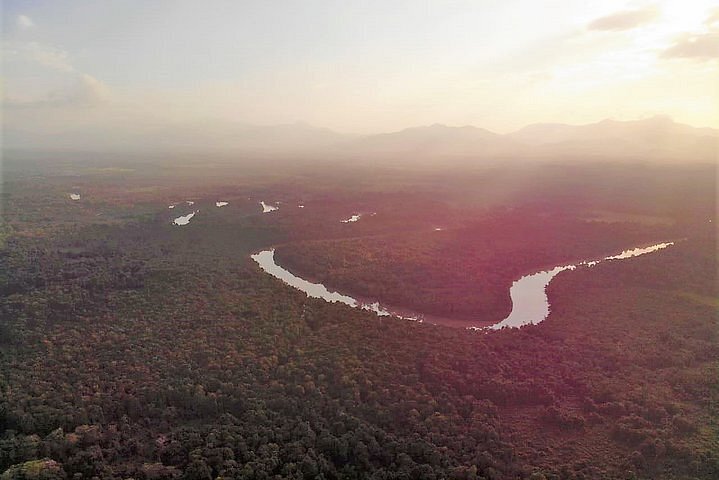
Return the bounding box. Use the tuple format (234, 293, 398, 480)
(260, 201, 279, 213)
(172, 211, 198, 226)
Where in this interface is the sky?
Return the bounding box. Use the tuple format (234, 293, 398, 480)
(2, 0, 718, 141)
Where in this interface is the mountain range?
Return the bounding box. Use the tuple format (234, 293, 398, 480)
(5, 116, 717, 163)
(340, 116, 717, 163)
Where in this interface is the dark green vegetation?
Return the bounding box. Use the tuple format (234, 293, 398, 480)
(0, 156, 716, 479)
(276, 213, 668, 323)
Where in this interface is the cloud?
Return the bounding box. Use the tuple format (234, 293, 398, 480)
(3, 39, 111, 111)
(661, 9, 719, 61)
(587, 8, 658, 31)
(661, 32, 719, 60)
(5, 74, 110, 108)
(17, 14, 35, 29)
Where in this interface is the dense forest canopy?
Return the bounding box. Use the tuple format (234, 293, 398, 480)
(0, 156, 716, 480)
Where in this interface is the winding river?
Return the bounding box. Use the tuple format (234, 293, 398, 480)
(251, 242, 674, 330)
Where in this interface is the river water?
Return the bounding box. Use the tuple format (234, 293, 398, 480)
(251, 242, 674, 330)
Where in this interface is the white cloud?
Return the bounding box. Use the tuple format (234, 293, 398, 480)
(17, 14, 35, 29)
(6, 74, 110, 108)
(3, 41, 110, 109)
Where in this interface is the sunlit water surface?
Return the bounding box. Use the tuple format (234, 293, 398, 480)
(252, 242, 674, 329)
(251, 250, 419, 321)
(489, 242, 674, 330)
